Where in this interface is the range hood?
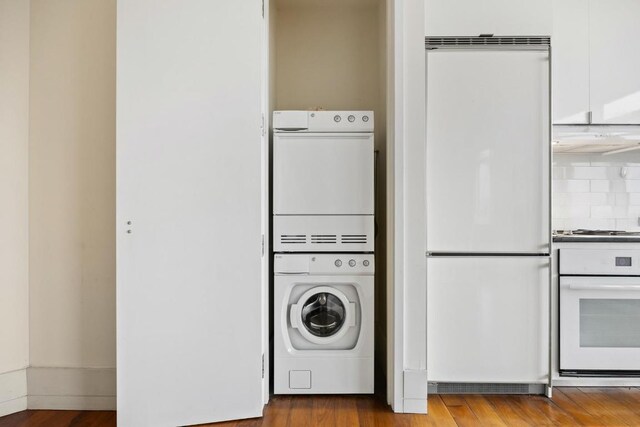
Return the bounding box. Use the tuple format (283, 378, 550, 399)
(553, 125, 640, 154)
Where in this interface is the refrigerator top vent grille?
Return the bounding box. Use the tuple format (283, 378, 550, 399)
(426, 36, 551, 49)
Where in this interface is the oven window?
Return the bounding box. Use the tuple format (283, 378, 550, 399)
(580, 299, 640, 348)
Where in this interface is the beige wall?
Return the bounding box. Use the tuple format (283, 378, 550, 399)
(275, 0, 384, 119)
(273, 0, 388, 386)
(0, 0, 30, 375)
(29, 0, 116, 368)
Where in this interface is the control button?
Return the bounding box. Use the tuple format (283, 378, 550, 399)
(348, 259, 356, 267)
(334, 259, 342, 267)
(363, 260, 370, 267)
(362, 115, 369, 122)
(334, 115, 341, 122)
(348, 115, 355, 122)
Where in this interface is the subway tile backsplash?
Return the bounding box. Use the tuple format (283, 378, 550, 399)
(553, 152, 640, 231)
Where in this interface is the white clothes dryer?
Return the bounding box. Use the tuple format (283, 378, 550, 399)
(273, 254, 374, 394)
(272, 110, 374, 253)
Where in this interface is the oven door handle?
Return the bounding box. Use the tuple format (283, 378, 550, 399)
(568, 283, 640, 291)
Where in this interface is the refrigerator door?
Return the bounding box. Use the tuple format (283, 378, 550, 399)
(426, 49, 550, 254)
(427, 257, 549, 383)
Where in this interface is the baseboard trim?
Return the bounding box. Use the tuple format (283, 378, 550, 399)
(403, 398, 427, 414)
(401, 370, 427, 414)
(27, 367, 116, 410)
(0, 396, 28, 417)
(28, 395, 115, 410)
(0, 369, 28, 417)
(553, 377, 640, 387)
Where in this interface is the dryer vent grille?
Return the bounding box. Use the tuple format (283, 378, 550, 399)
(311, 234, 337, 244)
(341, 234, 367, 244)
(280, 234, 306, 244)
(427, 382, 545, 395)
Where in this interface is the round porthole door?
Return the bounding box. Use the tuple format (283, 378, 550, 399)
(290, 286, 356, 345)
(301, 292, 345, 337)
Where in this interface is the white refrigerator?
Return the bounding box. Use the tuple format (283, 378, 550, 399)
(425, 38, 551, 389)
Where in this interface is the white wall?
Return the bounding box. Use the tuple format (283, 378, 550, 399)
(554, 152, 640, 231)
(0, 0, 30, 416)
(29, 0, 116, 372)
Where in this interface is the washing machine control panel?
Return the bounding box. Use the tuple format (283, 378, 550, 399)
(274, 254, 374, 275)
(318, 254, 374, 275)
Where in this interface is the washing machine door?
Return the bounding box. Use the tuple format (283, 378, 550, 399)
(291, 286, 357, 345)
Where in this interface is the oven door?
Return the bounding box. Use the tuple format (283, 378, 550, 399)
(560, 276, 640, 372)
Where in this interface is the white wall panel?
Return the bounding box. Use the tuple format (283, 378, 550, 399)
(425, 0, 552, 37)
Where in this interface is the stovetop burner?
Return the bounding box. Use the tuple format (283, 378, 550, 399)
(555, 229, 640, 236)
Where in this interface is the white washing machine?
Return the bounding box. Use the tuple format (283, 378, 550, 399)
(274, 254, 374, 394)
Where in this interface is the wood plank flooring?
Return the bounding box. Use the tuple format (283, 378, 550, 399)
(2, 388, 640, 426)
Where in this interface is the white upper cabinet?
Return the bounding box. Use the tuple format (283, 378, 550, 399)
(425, 0, 552, 37)
(552, 0, 590, 124)
(552, 0, 640, 124)
(589, 0, 640, 124)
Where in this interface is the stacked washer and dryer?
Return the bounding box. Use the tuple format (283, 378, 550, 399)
(272, 110, 375, 394)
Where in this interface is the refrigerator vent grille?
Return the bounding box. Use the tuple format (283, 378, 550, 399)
(280, 234, 306, 244)
(426, 36, 551, 49)
(311, 234, 337, 244)
(427, 382, 545, 395)
(341, 234, 367, 244)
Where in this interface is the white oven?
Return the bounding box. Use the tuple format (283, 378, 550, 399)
(560, 249, 640, 374)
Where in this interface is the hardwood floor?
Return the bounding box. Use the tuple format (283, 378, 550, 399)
(2, 388, 640, 426)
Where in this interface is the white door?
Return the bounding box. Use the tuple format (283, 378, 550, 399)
(117, 1, 265, 426)
(589, 0, 640, 124)
(427, 257, 549, 383)
(552, 0, 590, 124)
(273, 133, 375, 215)
(426, 49, 550, 253)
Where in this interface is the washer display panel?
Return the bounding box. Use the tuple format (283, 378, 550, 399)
(301, 293, 346, 337)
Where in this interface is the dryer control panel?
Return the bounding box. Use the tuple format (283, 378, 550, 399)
(274, 254, 374, 276)
(273, 110, 374, 133)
